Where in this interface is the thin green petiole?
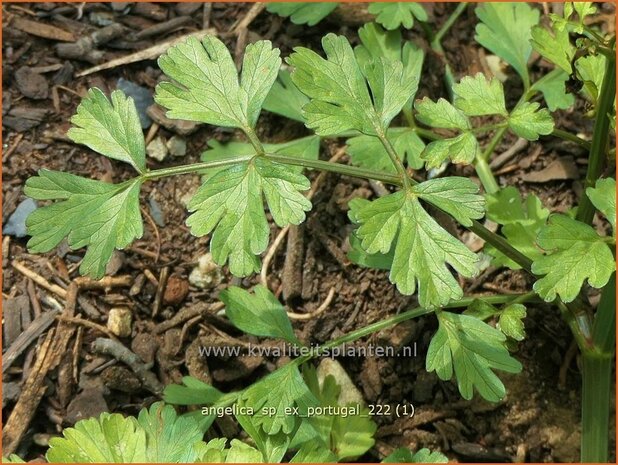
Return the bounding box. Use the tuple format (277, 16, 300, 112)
(377, 131, 411, 189)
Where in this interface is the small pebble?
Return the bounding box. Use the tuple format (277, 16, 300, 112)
(166, 135, 187, 157)
(189, 253, 223, 289)
(148, 197, 165, 227)
(116, 78, 153, 128)
(4, 198, 37, 237)
(107, 307, 132, 337)
(163, 276, 190, 305)
(146, 136, 168, 162)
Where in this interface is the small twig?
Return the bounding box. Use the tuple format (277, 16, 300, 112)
(287, 287, 336, 321)
(230, 3, 266, 33)
(489, 138, 528, 170)
(73, 275, 132, 290)
(140, 205, 161, 262)
(12, 261, 67, 299)
(2, 133, 24, 163)
(260, 148, 347, 287)
(154, 302, 224, 334)
(91, 338, 163, 394)
(55, 314, 119, 341)
(152, 266, 169, 317)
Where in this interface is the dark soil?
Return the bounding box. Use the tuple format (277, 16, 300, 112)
(2, 2, 616, 463)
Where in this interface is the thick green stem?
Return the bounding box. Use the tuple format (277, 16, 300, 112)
(581, 353, 613, 462)
(475, 157, 500, 194)
(592, 273, 616, 354)
(576, 51, 616, 225)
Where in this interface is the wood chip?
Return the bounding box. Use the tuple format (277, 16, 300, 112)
(11, 16, 75, 42)
(521, 156, 579, 183)
(76, 28, 216, 77)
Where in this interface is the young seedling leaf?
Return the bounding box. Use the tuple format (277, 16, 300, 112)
(532, 214, 614, 302)
(287, 34, 416, 136)
(531, 25, 575, 74)
(355, 22, 424, 105)
(263, 70, 311, 122)
(382, 447, 448, 463)
(68, 88, 146, 174)
(163, 376, 225, 406)
(530, 69, 575, 111)
(562, 2, 598, 34)
(291, 439, 338, 463)
(485, 186, 549, 269)
(347, 128, 425, 172)
(587, 177, 616, 231)
(266, 2, 338, 26)
(575, 54, 607, 105)
(421, 132, 480, 168)
(474, 3, 539, 85)
(137, 402, 204, 462)
(186, 158, 311, 276)
(498, 303, 527, 341)
(463, 299, 500, 320)
(194, 438, 262, 463)
(352, 179, 483, 307)
(156, 36, 280, 130)
(300, 368, 377, 461)
(25, 171, 143, 279)
(508, 102, 554, 140)
(241, 363, 316, 436)
(201, 136, 320, 175)
(368, 2, 428, 30)
(46, 413, 147, 463)
(453, 73, 507, 117)
(426, 311, 522, 402)
(415, 97, 470, 130)
(221, 285, 300, 345)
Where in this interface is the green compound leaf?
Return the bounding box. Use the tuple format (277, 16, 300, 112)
(485, 186, 549, 269)
(352, 178, 483, 307)
(220, 285, 300, 345)
(563, 2, 597, 34)
(163, 376, 224, 406)
(241, 363, 316, 436)
(453, 73, 507, 117)
(474, 2, 539, 85)
(508, 102, 554, 140)
(531, 25, 576, 74)
(532, 214, 615, 302)
(368, 2, 428, 30)
(530, 69, 575, 111)
(426, 310, 522, 402)
(263, 70, 311, 122)
(25, 170, 143, 279)
(195, 438, 263, 463)
(187, 158, 311, 277)
(421, 132, 480, 169)
(347, 127, 425, 172)
(137, 402, 203, 462)
(415, 97, 470, 130)
(498, 304, 527, 341)
(355, 22, 424, 105)
(287, 33, 416, 136)
(383, 448, 448, 463)
(587, 177, 616, 231)
(46, 413, 147, 463)
(291, 440, 338, 463)
(68, 88, 146, 174)
(576, 54, 607, 105)
(300, 367, 376, 461)
(156, 36, 281, 130)
(201, 135, 320, 175)
(266, 2, 338, 26)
